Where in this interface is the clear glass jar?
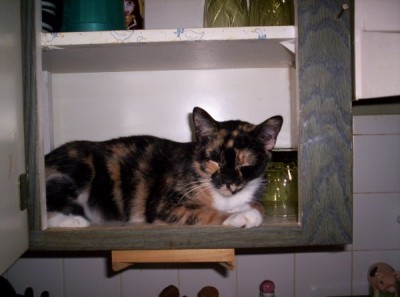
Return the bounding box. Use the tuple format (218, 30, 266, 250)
(264, 159, 298, 218)
(249, 0, 294, 26)
(204, 0, 248, 27)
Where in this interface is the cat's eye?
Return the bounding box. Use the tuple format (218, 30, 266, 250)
(235, 157, 251, 168)
(238, 163, 253, 172)
(210, 150, 225, 167)
(236, 157, 246, 166)
(210, 149, 220, 159)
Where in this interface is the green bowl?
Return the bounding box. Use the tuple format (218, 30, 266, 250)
(61, 0, 125, 32)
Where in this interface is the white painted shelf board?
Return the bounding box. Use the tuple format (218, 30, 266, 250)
(42, 26, 295, 73)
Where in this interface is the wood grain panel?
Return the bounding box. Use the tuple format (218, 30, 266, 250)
(297, 0, 353, 244)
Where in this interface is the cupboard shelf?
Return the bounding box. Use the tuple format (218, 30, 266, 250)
(41, 26, 295, 72)
(23, 0, 353, 251)
(29, 223, 303, 251)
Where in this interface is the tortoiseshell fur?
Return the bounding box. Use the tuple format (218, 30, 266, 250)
(46, 107, 283, 228)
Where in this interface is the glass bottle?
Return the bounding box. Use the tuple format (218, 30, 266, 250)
(249, 0, 294, 26)
(264, 151, 298, 218)
(204, 0, 248, 28)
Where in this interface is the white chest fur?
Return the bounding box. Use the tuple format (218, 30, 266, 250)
(211, 178, 262, 213)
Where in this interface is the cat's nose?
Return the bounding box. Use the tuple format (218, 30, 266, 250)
(226, 183, 239, 193)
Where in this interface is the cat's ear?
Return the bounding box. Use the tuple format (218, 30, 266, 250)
(256, 116, 283, 151)
(193, 107, 218, 142)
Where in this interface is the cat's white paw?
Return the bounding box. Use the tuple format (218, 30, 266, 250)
(222, 209, 263, 228)
(47, 213, 90, 228)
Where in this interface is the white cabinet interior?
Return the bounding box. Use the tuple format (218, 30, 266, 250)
(354, 0, 400, 100)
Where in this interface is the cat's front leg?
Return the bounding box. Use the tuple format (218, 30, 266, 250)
(222, 202, 264, 228)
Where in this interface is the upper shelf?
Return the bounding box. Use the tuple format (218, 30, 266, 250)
(41, 26, 295, 73)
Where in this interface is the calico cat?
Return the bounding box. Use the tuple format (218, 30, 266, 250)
(46, 107, 283, 228)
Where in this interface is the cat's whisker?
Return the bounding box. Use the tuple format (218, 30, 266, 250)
(175, 181, 212, 204)
(177, 181, 210, 196)
(164, 181, 206, 199)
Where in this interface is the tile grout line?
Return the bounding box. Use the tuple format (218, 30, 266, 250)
(293, 253, 297, 297)
(177, 265, 181, 293)
(62, 258, 67, 297)
(120, 269, 123, 297)
(350, 249, 354, 295)
(235, 255, 239, 297)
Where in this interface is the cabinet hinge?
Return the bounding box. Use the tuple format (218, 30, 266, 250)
(19, 173, 29, 211)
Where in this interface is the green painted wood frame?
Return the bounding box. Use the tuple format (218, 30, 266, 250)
(24, 0, 353, 250)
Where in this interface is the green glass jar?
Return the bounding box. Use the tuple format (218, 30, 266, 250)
(264, 151, 298, 218)
(249, 0, 294, 26)
(204, 0, 248, 27)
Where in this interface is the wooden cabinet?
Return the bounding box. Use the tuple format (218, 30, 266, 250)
(0, 0, 28, 275)
(354, 0, 400, 100)
(20, 0, 352, 251)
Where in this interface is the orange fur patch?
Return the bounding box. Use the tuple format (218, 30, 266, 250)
(237, 150, 256, 167)
(107, 157, 124, 216)
(129, 176, 148, 223)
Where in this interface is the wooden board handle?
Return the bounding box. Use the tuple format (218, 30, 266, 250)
(111, 249, 235, 272)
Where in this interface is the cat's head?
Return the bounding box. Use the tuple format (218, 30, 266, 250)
(192, 107, 283, 197)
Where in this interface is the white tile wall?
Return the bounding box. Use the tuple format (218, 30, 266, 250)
(353, 135, 400, 193)
(295, 251, 352, 297)
(121, 264, 179, 297)
(7, 258, 64, 297)
(353, 193, 400, 250)
(63, 257, 120, 297)
(353, 115, 400, 194)
(178, 264, 236, 297)
(236, 253, 295, 297)
(353, 114, 400, 135)
(5, 114, 400, 296)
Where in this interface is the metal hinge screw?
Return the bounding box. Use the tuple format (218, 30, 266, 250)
(337, 3, 350, 19)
